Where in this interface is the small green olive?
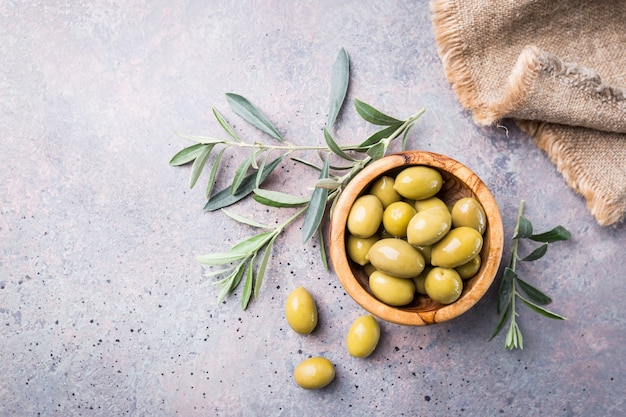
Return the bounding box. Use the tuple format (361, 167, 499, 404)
(369, 176, 402, 208)
(451, 197, 487, 234)
(424, 267, 463, 304)
(455, 255, 482, 279)
(406, 207, 452, 246)
(414, 196, 448, 212)
(382, 201, 416, 237)
(369, 270, 415, 306)
(393, 166, 443, 200)
(347, 194, 383, 238)
(285, 287, 318, 335)
(367, 238, 425, 278)
(412, 265, 432, 295)
(346, 234, 379, 266)
(431, 226, 483, 268)
(293, 357, 335, 390)
(346, 315, 381, 358)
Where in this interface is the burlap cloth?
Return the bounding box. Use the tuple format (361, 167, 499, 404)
(431, 0, 626, 226)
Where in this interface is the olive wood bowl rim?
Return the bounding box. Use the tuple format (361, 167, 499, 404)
(329, 151, 504, 326)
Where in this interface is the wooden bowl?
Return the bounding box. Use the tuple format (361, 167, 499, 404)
(329, 151, 504, 325)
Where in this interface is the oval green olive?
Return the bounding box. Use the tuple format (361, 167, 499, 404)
(431, 226, 483, 268)
(346, 315, 380, 358)
(285, 287, 318, 335)
(451, 197, 487, 234)
(414, 196, 448, 212)
(406, 206, 452, 246)
(369, 270, 415, 306)
(293, 357, 335, 390)
(346, 234, 379, 266)
(367, 238, 425, 278)
(424, 267, 463, 304)
(347, 194, 383, 238)
(382, 201, 416, 237)
(393, 166, 443, 200)
(369, 175, 401, 208)
(455, 255, 482, 279)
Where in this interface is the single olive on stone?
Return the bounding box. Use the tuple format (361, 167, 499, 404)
(346, 315, 381, 358)
(285, 287, 318, 335)
(293, 357, 335, 389)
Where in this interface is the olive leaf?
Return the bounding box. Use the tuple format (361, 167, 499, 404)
(241, 258, 255, 309)
(516, 277, 552, 305)
(358, 123, 403, 149)
(513, 215, 533, 239)
(521, 242, 548, 262)
(221, 208, 272, 229)
(254, 235, 277, 298)
(169, 143, 207, 166)
(231, 153, 255, 195)
(189, 144, 214, 189)
(530, 225, 571, 243)
(301, 158, 330, 244)
(327, 47, 350, 129)
(324, 127, 355, 161)
(213, 107, 241, 142)
(366, 141, 386, 161)
(252, 188, 309, 208)
(519, 297, 566, 320)
(204, 156, 283, 211)
(226, 93, 285, 142)
(354, 98, 402, 126)
(206, 148, 226, 198)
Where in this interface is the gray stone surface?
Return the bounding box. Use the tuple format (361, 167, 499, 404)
(1, 1, 624, 416)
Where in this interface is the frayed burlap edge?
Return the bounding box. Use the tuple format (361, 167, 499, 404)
(517, 120, 624, 226)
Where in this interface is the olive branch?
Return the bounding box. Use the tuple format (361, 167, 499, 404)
(490, 200, 571, 349)
(170, 48, 426, 309)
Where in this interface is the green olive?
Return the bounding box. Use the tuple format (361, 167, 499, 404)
(346, 315, 381, 358)
(369, 176, 401, 208)
(293, 357, 335, 390)
(346, 234, 379, 266)
(382, 201, 416, 237)
(431, 226, 483, 268)
(424, 267, 463, 304)
(369, 270, 415, 306)
(347, 194, 383, 238)
(451, 197, 487, 234)
(285, 287, 318, 335)
(406, 207, 452, 246)
(414, 196, 448, 212)
(412, 265, 432, 295)
(455, 255, 482, 279)
(393, 166, 443, 200)
(367, 238, 425, 278)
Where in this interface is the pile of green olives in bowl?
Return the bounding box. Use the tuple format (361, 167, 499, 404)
(329, 151, 504, 326)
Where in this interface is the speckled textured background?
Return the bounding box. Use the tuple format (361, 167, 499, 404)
(1, 1, 624, 416)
